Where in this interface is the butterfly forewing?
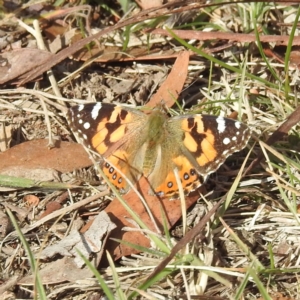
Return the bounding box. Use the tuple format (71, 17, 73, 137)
(66, 103, 147, 193)
(175, 114, 251, 174)
(67, 103, 137, 155)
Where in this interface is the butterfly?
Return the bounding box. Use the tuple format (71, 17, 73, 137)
(66, 102, 251, 198)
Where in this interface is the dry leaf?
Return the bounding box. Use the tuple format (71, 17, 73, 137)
(23, 195, 40, 207)
(104, 177, 203, 260)
(39, 202, 62, 219)
(0, 139, 91, 175)
(3, 203, 28, 222)
(148, 50, 189, 107)
(18, 257, 94, 285)
(0, 166, 60, 182)
(40, 211, 116, 268)
(47, 28, 77, 54)
(0, 48, 54, 84)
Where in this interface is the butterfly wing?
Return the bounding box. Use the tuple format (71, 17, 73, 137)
(67, 104, 251, 198)
(151, 114, 251, 197)
(66, 103, 148, 193)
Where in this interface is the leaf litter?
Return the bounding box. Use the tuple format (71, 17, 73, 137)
(0, 1, 300, 299)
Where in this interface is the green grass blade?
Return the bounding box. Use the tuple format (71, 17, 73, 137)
(76, 250, 115, 299)
(166, 27, 280, 90)
(106, 251, 127, 300)
(6, 209, 47, 300)
(284, 6, 300, 100)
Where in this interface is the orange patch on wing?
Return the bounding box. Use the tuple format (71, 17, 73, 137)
(183, 132, 198, 152)
(172, 155, 186, 167)
(155, 171, 179, 196)
(91, 108, 133, 155)
(107, 149, 128, 165)
(181, 116, 204, 132)
(110, 124, 126, 143)
(111, 106, 134, 124)
(196, 129, 217, 166)
(95, 119, 108, 133)
(92, 125, 109, 154)
(103, 167, 127, 190)
(103, 150, 129, 191)
(173, 155, 199, 189)
(194, 116, 205, 132)
(109, 106, 123, 122)
(180, 119, 189, 132)
(154, 155, 201, 196)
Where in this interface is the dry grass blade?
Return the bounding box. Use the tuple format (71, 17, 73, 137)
(1, 1, 300, 299)
(19, 0, 282, 84)
(245, 105, 300, 174)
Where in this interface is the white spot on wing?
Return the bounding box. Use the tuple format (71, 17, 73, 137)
(84, 122, 90, 129)
(78, 105, 84, 111)
(216, 116, 226, 133)
(91, 103, 102, 120)
(223, 137, 230, 145)
(235, 121, 241, 129)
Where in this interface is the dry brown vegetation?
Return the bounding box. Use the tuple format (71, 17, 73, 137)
(0, 1, 300, 299)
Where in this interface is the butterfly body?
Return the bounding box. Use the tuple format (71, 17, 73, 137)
(67, 103, 251, 197)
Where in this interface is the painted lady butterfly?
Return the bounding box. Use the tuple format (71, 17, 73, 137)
(66, 103, 251, 197)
